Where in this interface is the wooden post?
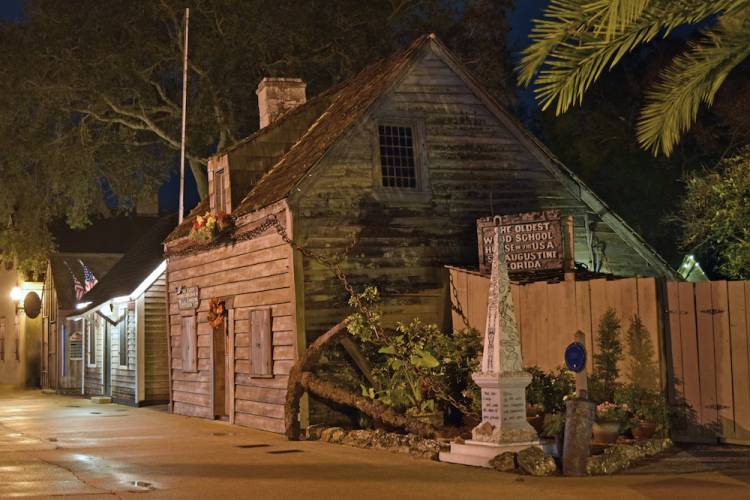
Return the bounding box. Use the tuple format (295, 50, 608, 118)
(564, 215, 575, 281)
(574, 330, 588, 399)
(562, 329, 594, 476)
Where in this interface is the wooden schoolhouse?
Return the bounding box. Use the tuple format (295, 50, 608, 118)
(163, 34, 676, 433)
(69, 215, 175, 405)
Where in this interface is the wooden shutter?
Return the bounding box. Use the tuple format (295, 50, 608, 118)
(181, 315, 197, 372)
(214, 169, 225, 212)
(250, 308, 272, 377)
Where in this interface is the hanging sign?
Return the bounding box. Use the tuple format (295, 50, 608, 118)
(177, 286, 200, 310)
(477, 210, 563, 274)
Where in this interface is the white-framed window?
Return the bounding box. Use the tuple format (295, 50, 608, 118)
(87, 319, 97, 367)
(118, 309, 128, 368)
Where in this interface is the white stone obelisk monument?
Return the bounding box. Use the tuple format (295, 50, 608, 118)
(440, 225, 539, 467)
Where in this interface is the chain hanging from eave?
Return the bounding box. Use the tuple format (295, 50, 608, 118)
(167, 212, 376, 338)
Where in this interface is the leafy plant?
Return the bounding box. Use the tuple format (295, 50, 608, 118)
(346, 287, 482, 421)
(626, 315, 659, 389)
(526, 366, 575, 415)
(615, 384, 668, 435)
(595, 401, 630, 423)
(543, 412, 565, 437)
(590, 308, 623, 403)
(680, 146, 750, 279)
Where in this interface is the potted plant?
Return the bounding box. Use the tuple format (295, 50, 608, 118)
(617, 385, 666, 440)
(593, 401, 629, 444)
(190, 211, 233, 243)
(543, 412, 565, 456)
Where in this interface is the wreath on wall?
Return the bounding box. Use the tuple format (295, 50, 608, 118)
(208, 299, 227, 329)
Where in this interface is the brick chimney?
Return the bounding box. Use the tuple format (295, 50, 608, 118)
(256, 77, 306, 128)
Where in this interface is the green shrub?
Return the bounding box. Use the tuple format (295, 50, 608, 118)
(346, 286, 482, 421)
(590, 308, 623, 403)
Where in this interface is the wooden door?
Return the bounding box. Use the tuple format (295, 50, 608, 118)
(225, 309, 235, 423)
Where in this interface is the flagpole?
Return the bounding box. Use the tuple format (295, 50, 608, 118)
(178, 7, 190, 224)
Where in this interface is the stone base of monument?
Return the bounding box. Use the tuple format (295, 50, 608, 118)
(441, 372, 543, 467)
(439, 439, 543, 468)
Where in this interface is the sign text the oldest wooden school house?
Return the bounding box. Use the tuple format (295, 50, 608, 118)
(477, 210, 563, 274)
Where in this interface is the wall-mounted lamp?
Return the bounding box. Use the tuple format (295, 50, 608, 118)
(10, 286, 24, 302)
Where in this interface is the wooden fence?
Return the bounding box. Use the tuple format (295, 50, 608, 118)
(448, 266, 750, 445)
(666, 281, 750, 444)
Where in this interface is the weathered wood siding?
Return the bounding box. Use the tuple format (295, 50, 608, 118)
(144, 272, 169, 403)
(293, 47, 664, 348)
(110, 303, 136, 405)
(84, 315, 105, 397)
(166, 202, 296, 433)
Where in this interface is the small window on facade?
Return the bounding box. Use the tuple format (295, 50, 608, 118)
(378, 125, 417, 189)
(119, 311, 128, 367)
(214, 168, 226, 212)
(69, 334, 82, 360)
(88, 320, 96, 366)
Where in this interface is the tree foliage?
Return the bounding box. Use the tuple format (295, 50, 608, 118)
(537, 44, 750, 270)
(625, 315, 658, 389)
(519, 0, 750, 156)
(590, 307, 623, 403)
(0, 0, 514, 275)
(680, 146, 750, 279)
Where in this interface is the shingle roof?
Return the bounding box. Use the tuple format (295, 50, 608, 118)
(71, 214, 177, 315)
(49, 254, 122, 311)
(234, 35, 430, 216)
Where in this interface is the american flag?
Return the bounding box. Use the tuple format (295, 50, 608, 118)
(64, 260, 86, 301)
(79, 259, 98, 292)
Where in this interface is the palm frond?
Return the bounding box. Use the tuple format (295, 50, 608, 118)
(585, 0, 651, 40)
(518, 0, 748, 115)
(637, 12, 750, 155)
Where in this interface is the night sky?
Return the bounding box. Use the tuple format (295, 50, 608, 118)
(1, 0, 548, 214)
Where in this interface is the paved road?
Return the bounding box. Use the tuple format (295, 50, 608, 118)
(0, 388, 748, 499)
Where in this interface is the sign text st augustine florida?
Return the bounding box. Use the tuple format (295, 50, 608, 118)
(477, 210, 563, 274)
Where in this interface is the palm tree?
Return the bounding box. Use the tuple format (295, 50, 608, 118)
(518, 0, 750, 156)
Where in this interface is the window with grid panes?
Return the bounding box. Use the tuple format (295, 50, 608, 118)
(378, 125, 417, 188)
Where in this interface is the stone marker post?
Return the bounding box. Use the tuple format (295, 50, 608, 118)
(562, 331, 595, 476)
(470, 225, 537, 444)
(439, 225, 539, 467)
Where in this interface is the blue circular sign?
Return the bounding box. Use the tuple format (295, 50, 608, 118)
(564, 341, 587, 373)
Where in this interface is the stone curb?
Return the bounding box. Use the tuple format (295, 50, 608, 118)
(305, 425, 450, 461)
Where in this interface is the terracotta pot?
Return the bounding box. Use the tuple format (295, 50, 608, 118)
(592, 421, 620, 444)
(527, 415, 545, 435)
(632, 421, 657, 440)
